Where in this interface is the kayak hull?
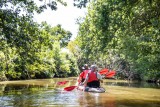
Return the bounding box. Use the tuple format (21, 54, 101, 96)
(77, 86, 105, 93)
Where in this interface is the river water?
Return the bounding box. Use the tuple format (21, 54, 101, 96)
(0, 78, 160, 107)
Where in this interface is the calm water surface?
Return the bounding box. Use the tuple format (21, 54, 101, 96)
(0, 78, 160, 107)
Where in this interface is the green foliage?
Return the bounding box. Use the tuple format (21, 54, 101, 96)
(40, 22, 72, 47)
(75, 0, 160, 81)
(0, 0, 79, 80)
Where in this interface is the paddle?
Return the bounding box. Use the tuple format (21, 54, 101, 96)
(99, 68, 109, 75)
(63, 71, 116, 91)
(57, 81, 69, 85)
(105, 70, 116, 78)
(59, 68, 109, 86)
(63, 86, 77, 91)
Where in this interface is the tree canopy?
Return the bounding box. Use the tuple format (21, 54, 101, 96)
(0, 0, 79, 80)
(71, 0, 160, 81)
(0, 0, 160, 81)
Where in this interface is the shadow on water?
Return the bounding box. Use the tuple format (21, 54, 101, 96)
(106, 80, 160, 89)
(0, 78, 160, 107)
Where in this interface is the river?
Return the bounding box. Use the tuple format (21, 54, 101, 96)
(0, 78, 160, 107)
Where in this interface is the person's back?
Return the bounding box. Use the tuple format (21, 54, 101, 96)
(82, 65, 103, 88)
(86, 71, 100, 88)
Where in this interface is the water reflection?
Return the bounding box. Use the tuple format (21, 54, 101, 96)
(77, 91, 116, 107)
(106, 80, 160, 89)
(0, 79, 160, 107)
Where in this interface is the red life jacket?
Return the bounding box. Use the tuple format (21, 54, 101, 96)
(82, 70, 90, 79)
(78, 70, 90, 83)
(87, 71, 98, 83)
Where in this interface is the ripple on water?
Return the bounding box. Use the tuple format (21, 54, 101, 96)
(0, 79, 160, 107)
(34, 89, 82, 106)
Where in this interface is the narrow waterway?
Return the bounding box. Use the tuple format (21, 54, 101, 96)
(0, 78, 160, 107)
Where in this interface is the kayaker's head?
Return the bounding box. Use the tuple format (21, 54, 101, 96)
(84, 64, 89, 70)
(90, 65, 97, 72)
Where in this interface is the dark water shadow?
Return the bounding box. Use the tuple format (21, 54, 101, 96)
(106, 81, 160, 89)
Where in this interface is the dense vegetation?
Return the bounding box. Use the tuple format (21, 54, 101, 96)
(0, 0, 79, 80)
(0, 0, 159, 82)
(69, 0, 160, 81)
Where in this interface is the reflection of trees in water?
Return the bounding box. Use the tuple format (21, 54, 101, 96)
(0, 78, 69, 94)
(106, 81, 160, 89)
(0, 79, 77, 106)
(0, 86, 41, 106)
(9, 92, 37, 107)
(0, 84, 6, 92)
(2, 84, 48, 93)
(0, 83, 60, 106)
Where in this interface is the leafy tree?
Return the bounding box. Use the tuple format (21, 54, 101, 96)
(75, 0, 160, 81)
(0, 0, 79, 80)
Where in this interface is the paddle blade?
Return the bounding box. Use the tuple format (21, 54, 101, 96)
(57, 81, 68, 85)
(106, 71, 116, 78)
(64, 86, 77, 91)
(99, 68, 109, 75)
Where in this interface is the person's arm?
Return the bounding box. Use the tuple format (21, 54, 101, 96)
(81, 73, 89, 86)
(77, 76, 82, 83)
(76, 72, 84, 85)
(97, 73, 103, 83)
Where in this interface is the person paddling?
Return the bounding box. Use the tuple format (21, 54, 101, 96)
(76, 64, 90, 85)
(81, 65, 103, 89)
